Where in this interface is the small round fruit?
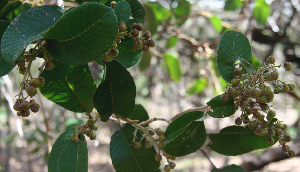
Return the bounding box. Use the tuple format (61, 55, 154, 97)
(227, 88, 234, 95)
(245, 108, 252, 115)
(143, 31, 151, 39)
(259, 96, 268, 104)
(235, 118, 242, 126)
(26, 86, 37, 97)
(221, 93, 229, 101)
(261, 121, 269, 128)
(170, 162, 176, 169)
(93, 124, 98, 130)
(134, 142, 141, 149)
(267, 56, 275, 64)
(30, 78, 40, 88)
(142, 44, 149, 52)
(233, 90, 240, 97)
(38, 77, 45, 87)
(45, 62, 55, 70)
(21, 101, 31, 111)
(284, 62, 293, 71)
(110, 48, 119, 57)
(148, 129, 155, 136)
(255, 127, 266, 136)
(248, 121, 257, 129)
(118, 21, 127, 32)
(135, 23, 143, 31)
(156, 129, 165, 136)
(282, 124, 288, 131)
(231, 78, 239, 87)
(90, 134, 96, 140)
(274, 87, 281, 94)
(21, 110, 30, 117)
(267, 137, 274, 144)
(288, 150, 296, 157)
(267, 129, 276, 137)
(269, 71, 279, 80)
(260, 103, 269, 111)
(131, 23, 137, 29)
(19, 67, 26, 75)
(284, 134, 292, 142)
(13, 102, 22, 111)
(159, 135, 166, 142)
(164, 165, 171, 172)
(31, 103, 40, 113)
(130, 28, 139, 37)
(257, 113, 265, 121)
(276, 122, 283, 129)
(234, 68, 241, 76)
(282, 144, 290, 153)
(147, 39, 155, 47)
(157, 142, 164, 149)
(244, 89, 251, 97)
(281, 85, 289, 93)
(288, 84, 295, 91)
(267, 110, 276, 119)
(276, 129, 283, 136)
(145, 142, 152, 149)
(154, 154, 162, 161)
(17, 60, 25, 69)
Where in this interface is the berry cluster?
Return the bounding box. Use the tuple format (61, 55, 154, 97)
(221, 56, 295, 157)
(133, 127, 176, 172)
(71, 118, 98, 142)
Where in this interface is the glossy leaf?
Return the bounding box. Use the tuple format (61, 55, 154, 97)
(164, 120, 207, 157)
(39, 60, 96, 113)
(211, 164, 247, 172)
(186, 77, 208, 95)
(1, 5, 63, 64)
(173, 0, 190, 26)
(93, 60, 136, 122)
(127, 104, 149, 123)
(253, 0, 270, 26)
(0, 20, 14, 76)
(139, 51, 151, 71)
(43, 2, 118, 65)
(110, 124, 160, 171)
(164, 53, 182, 82)
(210, 15, 223, 33)
(240, 58, 255, 74)
(217, 30, 252, 83)
(0, 1, 22, 21)
(208, 126, 278, 156)
(114, 1, 131, 22)
(166, 36, 178, 48)
(207, 94, 236, 118)
(48, 126, 88, 172)
(224, 0, 244, 11)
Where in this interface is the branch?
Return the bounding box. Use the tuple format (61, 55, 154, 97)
(139, 117, 171, 127)
(171, 106, 209, 121)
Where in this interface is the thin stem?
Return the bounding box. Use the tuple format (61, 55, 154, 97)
(199, 148, 218, 170)
(139, 117, 171, 126)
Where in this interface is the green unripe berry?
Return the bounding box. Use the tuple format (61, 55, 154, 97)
(118, 21, 127, 32)
(245, 108, 252, 115)
(252, 90, 261, 98)
(234, 68, 241, 76)
(248, 121, 257, 129)
(265, 90, 274, 99)
(145, 142, 152, 149)
(284, 62, 293, 71)
(221, 93, 229, 101)
(282, 124, 288, 131)
(276, 129, 283, 136)
(147, 39, 155, 47)
(38, 77, 45, 87)
(156, 129, 165, 136)
(88, 119, 94, 127)
(276, 122, 283, 129)
(93, 124, 98, 130)
(267, 110, 276, 119)
(231, 78, 239, 87)
(274, 87, 281, 94)
(30, 78, 40, 88)
(134, 142, 141, 149)
(110, 48, 119, 57)
(235, 118, 242, 126)
(26, 86, 37, 97)
(268, 71, 279, 81)
(267, 137, 274, 144)
(281, 85, 289, 93)
(257, 113, 265, 121)
(264, 86, 271, 93)
(154, 154, 162, 161)
(233, 90, 240, 97)
(267, 56, 275, 64)
(282, 144, 290, 153)
(131, 23, 137, 29)
(157, 142, 164, 149)
(267, 129, 276, 137)
(159, 135, 166, 142)
(288, 150, 296, 157)
(284, 134, 292, 142)
(260, 96, 268, 104)
(90, 134, 96, 140)
(255, 127, 266, 136)
(288, 84, 295, 91)
(130, 28, 139, 37)
(261, 121, 269, 128)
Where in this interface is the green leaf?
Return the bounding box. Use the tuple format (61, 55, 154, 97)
(211, 164, 247, 172)
(39, 60, 96, 113)
(127, 104, 149, 123)
(110, 124, 160, 171)
(43, 2, 118, 65)
(65, 117, 85, 128)
(164, 119, 207, 156)
(164, 53, 182, 82)
(186, 77, 208, 95)
(139, 51, 151, 71)
(1, 5, 63, 64)
(208, 125, 278, 156)
(114, 1, 131, 23)
(148, 2, 170, 22)
(93, 60, 136, 122)
(21, 2, 31, 12)
(207, 94, 236, 118)
(210, 15, 223, 33)
(0, 20, 14, 76)
(253, 0, 270, 26)
(166, 36, 178, 48)
(0, 1, 22, 21)
(240, 58, 255, 74)
(173, 0, 190, 26)
(217, 30, 252, 83)
(224, 0, 244, 11)
(144, 4, 159, 35)
(48, 126, 88, 172)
